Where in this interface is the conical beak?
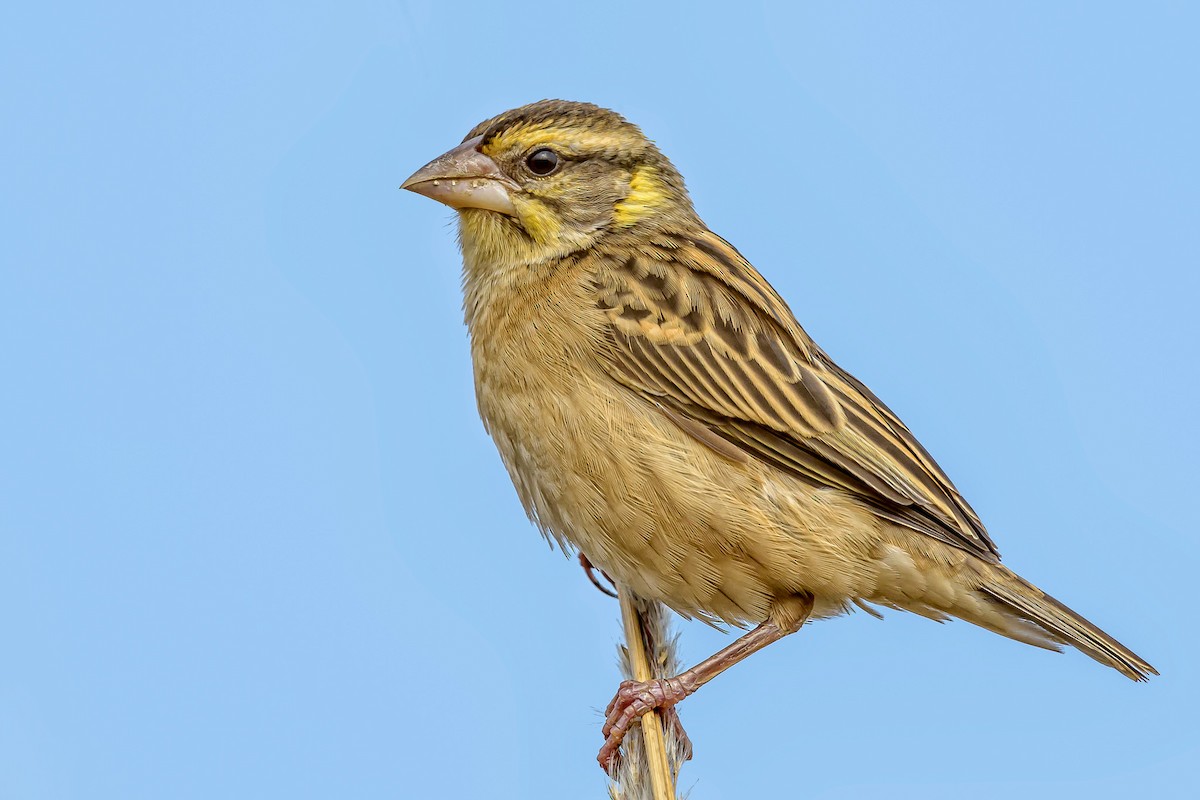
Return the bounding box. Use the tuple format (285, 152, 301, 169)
(401, 135, 517, 216)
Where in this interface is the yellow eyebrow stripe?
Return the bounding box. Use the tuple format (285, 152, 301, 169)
(483, 125, 631, 157)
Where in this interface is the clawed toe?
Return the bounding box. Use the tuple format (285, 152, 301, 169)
(597, 677, 693, 772)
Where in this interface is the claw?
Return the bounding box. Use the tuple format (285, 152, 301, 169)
(579, 552, 618, 598)
(597, 677, 695, 771)
(662, 705, 693, 762)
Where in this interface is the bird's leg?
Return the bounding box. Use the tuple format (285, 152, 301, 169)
(597, 595, 813, 771)
(579, 552, 618, 598)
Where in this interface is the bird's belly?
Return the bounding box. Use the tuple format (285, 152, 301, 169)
(478, 369, 886, 624)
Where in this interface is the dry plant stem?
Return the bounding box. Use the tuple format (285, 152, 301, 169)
(616, 586, 675, 800)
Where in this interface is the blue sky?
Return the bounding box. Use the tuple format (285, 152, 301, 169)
(3, 2, 1197, 798)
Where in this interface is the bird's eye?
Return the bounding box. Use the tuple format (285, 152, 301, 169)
(525, 149, 560, 176)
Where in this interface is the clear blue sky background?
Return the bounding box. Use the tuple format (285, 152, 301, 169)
(3, 2, 1197, 798)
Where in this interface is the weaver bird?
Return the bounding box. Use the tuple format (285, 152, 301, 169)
(402, 100, 1156, 770)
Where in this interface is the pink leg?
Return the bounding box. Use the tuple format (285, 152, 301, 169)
(597, 607, 810, 772)
(579, 552, 618, 598)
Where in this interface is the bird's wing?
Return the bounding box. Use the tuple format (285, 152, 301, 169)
(592, 230, 999, 561)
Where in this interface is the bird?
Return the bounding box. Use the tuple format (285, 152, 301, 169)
(401, 99, 1156, 770)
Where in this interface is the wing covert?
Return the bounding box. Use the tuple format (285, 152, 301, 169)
(592, 231, 999, 561)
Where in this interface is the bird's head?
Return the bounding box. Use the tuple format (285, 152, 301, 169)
(403, 100, 697, 267)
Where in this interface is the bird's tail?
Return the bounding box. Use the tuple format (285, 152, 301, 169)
(979, 568, 1158, 682)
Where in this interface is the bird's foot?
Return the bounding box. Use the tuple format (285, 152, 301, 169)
(578, 552, 618, 598)
(598, 675, 697, 772)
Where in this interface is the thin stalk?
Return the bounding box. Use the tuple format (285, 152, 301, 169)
(609, 587, 686, 800)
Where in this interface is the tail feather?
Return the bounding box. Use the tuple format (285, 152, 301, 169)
(981, 572, 1158, 682)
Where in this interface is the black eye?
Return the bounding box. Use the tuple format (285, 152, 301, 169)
(525, 148, 560, 176)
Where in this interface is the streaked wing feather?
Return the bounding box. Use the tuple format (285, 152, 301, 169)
(593, 231, 999, 561)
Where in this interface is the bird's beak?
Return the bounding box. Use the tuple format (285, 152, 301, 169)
(401, 135, 518, 216)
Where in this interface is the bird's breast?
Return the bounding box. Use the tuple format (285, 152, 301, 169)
(469, 307, 786, 623)
(463, 260, 883, 624)
(468, 284, 614, 549)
